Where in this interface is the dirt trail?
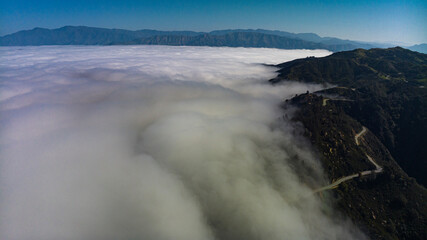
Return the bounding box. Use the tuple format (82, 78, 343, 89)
(313, 126, 383, 193)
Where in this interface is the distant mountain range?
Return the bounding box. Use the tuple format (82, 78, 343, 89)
(121, 32, 327, 50)
(0, 26, 202, 46)
(1, 26, 425, 53)
(408, 44, 427, 54)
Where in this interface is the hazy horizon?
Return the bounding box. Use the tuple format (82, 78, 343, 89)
(2, 25, 425, 47)
(1, 0, 426, 45)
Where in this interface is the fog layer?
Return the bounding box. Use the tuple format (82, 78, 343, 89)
(0, 46, 364, 240)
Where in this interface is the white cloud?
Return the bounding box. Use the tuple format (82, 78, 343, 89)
(0, 46, 365, 240)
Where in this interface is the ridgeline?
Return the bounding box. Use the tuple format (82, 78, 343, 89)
(278, 47, 427, 239)
(0, 26, 391, 52)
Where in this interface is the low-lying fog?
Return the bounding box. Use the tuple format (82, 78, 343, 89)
(0, 46, 365, 240)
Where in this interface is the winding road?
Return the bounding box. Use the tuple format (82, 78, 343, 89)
(322, 97, 354, 107)
(313, 126, 383, 193)
(354, 126, 367, 145)
(322, 98, 329, 106)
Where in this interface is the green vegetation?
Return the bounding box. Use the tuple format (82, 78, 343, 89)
(271, 47, 427, 86)
(273, 47, 427, 187)
(279, 47, 427, 239)
(288, 93, 427, 240)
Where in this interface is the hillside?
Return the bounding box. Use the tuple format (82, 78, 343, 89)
(272, 47, 427, 188)
(287, 93, 427, 240)
(275, 47, 427, 239)
(271, 47, 427, 86)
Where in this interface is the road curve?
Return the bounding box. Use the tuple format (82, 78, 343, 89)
(313, 126, 383, 193)
(314, 174, 359, 193)
(355, 126, 367, 145)
(366, 155, 382, 171)
(322, 97, 354, 107)
(322, 98, 329, 106)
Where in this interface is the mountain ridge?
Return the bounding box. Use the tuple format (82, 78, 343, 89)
(288, 92, 427, 240)
(272, 47, 427, 186)
(3, 25, 421, 52)
(0, 26, 203, 46)
(117, 32, 329, 50)
(408, 43, 427, 54)
(278, 47, 427, 239)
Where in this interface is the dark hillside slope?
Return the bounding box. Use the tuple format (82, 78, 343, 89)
(271, 47, 427, 86)
(287, 93, 427, 240)
(272, 47, 427, 187)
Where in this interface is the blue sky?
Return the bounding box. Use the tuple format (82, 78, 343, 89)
(1, 0, 426, 44)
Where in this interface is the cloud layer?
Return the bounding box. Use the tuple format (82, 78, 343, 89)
(0, 46, 365, 240)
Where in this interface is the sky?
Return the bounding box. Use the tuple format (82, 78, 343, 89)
(0, 0, 426, 44)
